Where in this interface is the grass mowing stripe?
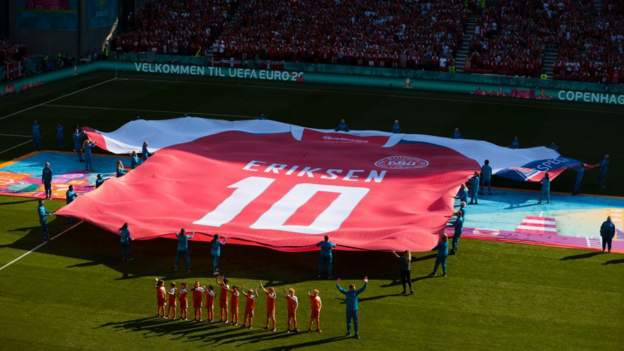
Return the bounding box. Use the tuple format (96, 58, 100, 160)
(119, 76, 624, 115)
(45, 103, 255, 119)
(0, 221, 82, 272)
(0, 77, 116, 122)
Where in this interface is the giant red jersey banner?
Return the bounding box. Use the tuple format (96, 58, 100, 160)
(58, 118, 566, 252)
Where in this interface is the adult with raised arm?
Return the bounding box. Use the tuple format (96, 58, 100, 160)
(392, 251, 413, 295)
(316, 235, 336, 279)
(174, 228, 193, 272)
(336, 276, 368, 339)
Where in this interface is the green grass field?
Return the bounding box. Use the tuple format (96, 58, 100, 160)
(0, 72, 623, 350)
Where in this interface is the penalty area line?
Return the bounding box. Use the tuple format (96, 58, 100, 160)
(0, 139, 33, 155)
(0, 220, 83, 272)
(0, 77, 117, 122)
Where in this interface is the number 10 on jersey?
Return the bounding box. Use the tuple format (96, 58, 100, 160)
(193, 176, 369, 234)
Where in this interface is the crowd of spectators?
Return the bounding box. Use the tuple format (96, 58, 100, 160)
(553, 0, 624, 83)
(0, 39, 27, 81)
(464, 0, 557, 77)
(216, 0, 470, 71)
(110, 0, 624, 83)
(111, 0, 238, 56)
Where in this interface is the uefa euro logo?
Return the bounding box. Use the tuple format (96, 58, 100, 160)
(374, 156, 429, 170)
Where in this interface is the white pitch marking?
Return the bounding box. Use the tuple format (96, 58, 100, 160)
(0, 139, 33, 155)
(0, 77, 116, 122)
(0, 221, 83, 272)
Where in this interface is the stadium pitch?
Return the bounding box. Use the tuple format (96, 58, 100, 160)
(0, 72, 622, 350)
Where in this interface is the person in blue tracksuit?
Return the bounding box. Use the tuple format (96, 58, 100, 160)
(32, 120, 41, 149)
(391, 120, 401, 133)
(116, 160, 127, 177)
(510, 136, 520, 149)
(66, 185, 77, 204)
(336, 276, 368, 339)
(130, 151, 141, 169)
(174, 228, 194, 272)
(119, 223, 132, 262)
(317, 235, 336, 278)
(210, 234, 226, 275)
(450, 208, 465, 255)
(480, 160, 493, 195)
(55, 123, 64, 148)
(83, 140, 95, 171)
(335, 119, 349, 132)
(95, 174, 105, 188)
(72, 128, 84, 162)
(469, 172, 480, 204)
(42, 162, 53, 200)
(452, 127, 461, 139)
(141, 141, 151, 160)
(539, 172, 551, 204)
(600, 217, 615, 253)
(430, 233, 449, 277)
(572, 164, 584, 195)
(37, 199, 53, 241)
(456, 184, 468, 203)
(598, 154, 609, 190)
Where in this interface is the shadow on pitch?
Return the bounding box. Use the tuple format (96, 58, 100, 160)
(3, 218, 411, 283)
(603, 258, 624, 265)
(560, 251, 602, 261)
(258, 336, 347, 350)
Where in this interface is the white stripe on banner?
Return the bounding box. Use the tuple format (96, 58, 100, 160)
(522, 219, 557, 225)
(517, 225, 558, 232)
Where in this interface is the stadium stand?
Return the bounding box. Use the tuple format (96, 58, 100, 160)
(0, 39, 26, 81)
(112, 0, 237, 56)
(107, 0, 624, 83)
(552, 0, 624, 83)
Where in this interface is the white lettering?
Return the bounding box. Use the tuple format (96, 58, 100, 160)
(243, 160, 265, 171)
(343, 169, 364, 182)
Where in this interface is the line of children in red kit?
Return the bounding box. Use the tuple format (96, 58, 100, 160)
(155, 275, 322, 332)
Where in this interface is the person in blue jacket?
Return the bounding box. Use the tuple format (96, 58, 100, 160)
(600, 217, 616, 253)
(317, 235, 336, 279)
(55, 123, 64, 148)
(141, 141, 151, 160)
(336, 276, 368, 339)
(450, 207, 465, 255)
(430, 233, 449, 277)
(539, 172, 551, 204)
(174, 228, 194, 272)
(391, 120, 401, 133)
(480, 160, 493, 195)
(130, 151, 141, 169)
(119, 223, 132, 262)
(572, 164, 585, 195)
(469, 172, 480, 204)
(452, 127, 461, 139)
(116, 160, 127, 177)
(510, 136, 520, 149)
(32, 120, 41, 149)
(83, 140, 95, 171)
(210, 234, 226, 275)
(456, 184, 468, 203)
(335, 119, 349, 132)
(598, 154, 609, 190)
(66, 185, 77, 204)
(95, 174, 105, 188)
(37, 199, 53, 241)
(72, 127, 84, 162)
(42, 161, 53, 200)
